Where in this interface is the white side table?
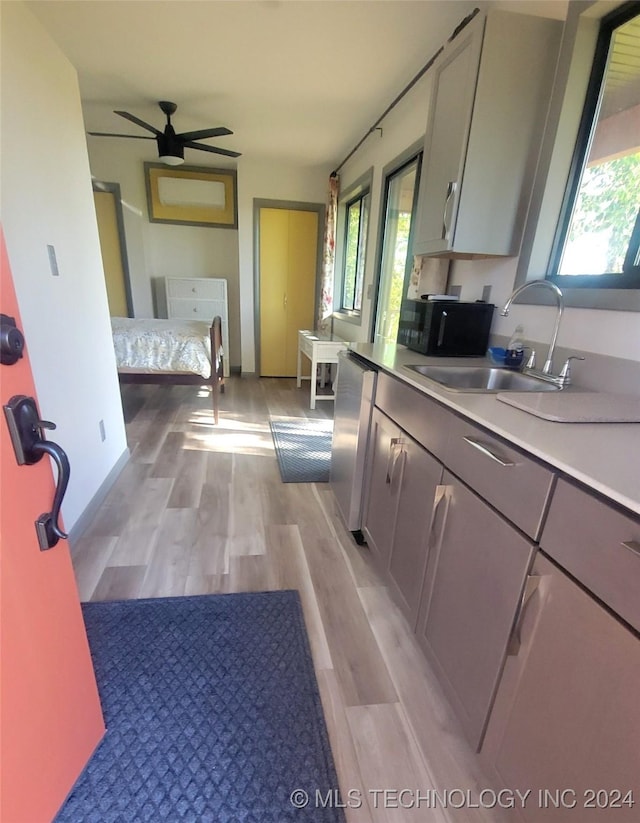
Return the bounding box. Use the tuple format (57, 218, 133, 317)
(296, 330, 347, 409)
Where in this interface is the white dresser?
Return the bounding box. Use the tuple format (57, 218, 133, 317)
(165, 277, 230, 377)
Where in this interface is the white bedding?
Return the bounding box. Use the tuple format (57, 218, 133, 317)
(111, 317, 214, 379)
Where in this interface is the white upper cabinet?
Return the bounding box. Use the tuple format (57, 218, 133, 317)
(413, 10, 561, 258)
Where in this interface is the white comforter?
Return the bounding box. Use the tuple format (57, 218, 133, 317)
(111, 317, 214, 379)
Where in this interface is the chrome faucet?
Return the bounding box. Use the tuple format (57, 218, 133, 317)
(501, 280, 576, 388)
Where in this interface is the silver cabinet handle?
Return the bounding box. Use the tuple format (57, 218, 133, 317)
(441, 180, 457, 240)
(427, 484, 452, 551)
(507, 573, 540, 656)
(418, 484, 454, 627)
(621, 540, 640, 556)
(462, 436, 516, 467)
(385, 437, 404, 484)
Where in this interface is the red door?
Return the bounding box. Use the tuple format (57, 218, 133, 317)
(0, 231, 104, 822)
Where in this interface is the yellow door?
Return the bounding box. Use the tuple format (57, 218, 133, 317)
(259, 209, 289, 376)
(259, 207, 318, 377)
(93, 190, 130, 317)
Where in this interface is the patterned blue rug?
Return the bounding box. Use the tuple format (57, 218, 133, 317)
(270, 417, 333, 483)
(56, 592, 344, 822)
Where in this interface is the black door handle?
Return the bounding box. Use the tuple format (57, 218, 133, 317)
(3, 395, 71, 550)
(33, 439, 70, 547)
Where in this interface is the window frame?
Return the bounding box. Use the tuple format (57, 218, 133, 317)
(340, 189, 370, 313)
(514, 0, 640, 312)
(547, 2, 640, 290)
(333, 167, 374, 324)
(371, 147, 423, 343)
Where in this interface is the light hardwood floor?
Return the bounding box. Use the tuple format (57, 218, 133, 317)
(71, 377, 510, 823)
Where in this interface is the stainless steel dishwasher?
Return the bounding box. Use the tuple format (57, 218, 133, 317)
(330, 350, 377, 543)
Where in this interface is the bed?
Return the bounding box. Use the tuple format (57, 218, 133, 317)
(111, 315, 225, 424)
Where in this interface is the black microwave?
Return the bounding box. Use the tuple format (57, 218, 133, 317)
(397, 299, 494, 356)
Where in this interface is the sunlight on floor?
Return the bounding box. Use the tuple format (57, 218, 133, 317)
(184, 411, 275, 456)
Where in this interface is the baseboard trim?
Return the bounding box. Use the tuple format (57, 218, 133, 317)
(68, 447, 130, 545)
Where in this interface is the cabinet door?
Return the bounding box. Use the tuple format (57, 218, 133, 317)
(482, 553, 640, 821)
(416, 470, 535, 750)
(388, 438, 443, 626)
(412, 14, 484, 255)
(362, 409, 404, 568)
(259, 208, 289, 375)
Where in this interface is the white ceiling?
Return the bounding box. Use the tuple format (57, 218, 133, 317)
(24, 0, 565, 170)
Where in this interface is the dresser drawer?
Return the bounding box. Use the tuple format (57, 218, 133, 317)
(375, 372, 450, 462)
(445, 415, 554, 539)
(167, 298, 224, 320)
(166, 277, 226, 301)
(541, 478, 640, 632)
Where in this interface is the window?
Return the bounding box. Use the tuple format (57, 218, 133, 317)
(373, 155, 420, 343)
(548, 4, 640, 289)
(341, 189, 370, 313)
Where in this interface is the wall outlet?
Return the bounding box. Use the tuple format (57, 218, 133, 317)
(47, 244, 59, 277)
(99, 419, 106, 442)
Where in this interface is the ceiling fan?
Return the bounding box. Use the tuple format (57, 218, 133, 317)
(88, 100, 241, 165)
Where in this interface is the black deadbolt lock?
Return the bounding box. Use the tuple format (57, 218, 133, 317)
(1, 314, 25, 365)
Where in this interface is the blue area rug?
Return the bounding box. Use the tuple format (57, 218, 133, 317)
(270, 417, 333, 483)
(56, 592, 345, 822)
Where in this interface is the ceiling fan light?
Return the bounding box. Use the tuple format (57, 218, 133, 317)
(159, 154, 184, 166)
(157, 132, 184, 165)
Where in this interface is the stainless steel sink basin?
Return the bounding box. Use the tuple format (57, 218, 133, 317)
(405, 365, 561, 392)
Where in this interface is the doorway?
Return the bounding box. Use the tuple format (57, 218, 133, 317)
(255, 200, 324, 377)
(93, 181, 133, 317)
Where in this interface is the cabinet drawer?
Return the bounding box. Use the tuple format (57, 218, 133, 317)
(167, 298, 224, 320)
(541, 479, 640, 632)
(375, 372, 449, 461)
(445, 416, 553, 539)
(299, 333, 314, 359)
(166, 277, 226, 301)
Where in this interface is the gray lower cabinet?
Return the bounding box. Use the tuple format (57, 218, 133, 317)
(416, 469, 536, 751)
(362, 408, 403, 569)
(482, 552, 640, 821)
(387, 433, 443, 625)
(362, 407, 443, 625)
(356, 366, 639, 804)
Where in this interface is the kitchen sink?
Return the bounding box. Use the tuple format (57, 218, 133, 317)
(404, 365, 561, 392)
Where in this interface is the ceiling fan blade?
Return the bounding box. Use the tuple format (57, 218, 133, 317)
(114, 110, 162, 135)
(177, 127, 233, 141)
(88, 132, 156, 140)
(184, 141, 242, 158)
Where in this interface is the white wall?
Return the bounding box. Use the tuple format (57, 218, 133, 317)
(89, 145, 328, 373)
(333, 0, 640, 364)
(332, 0, 479, 343)
(0, 2, 128, 529)
(88, 141, 242, 368)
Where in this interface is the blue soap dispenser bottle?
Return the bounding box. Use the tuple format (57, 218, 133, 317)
(505, 324, 525, 370)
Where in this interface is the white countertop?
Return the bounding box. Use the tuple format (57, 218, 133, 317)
(349, 342, 640, 517)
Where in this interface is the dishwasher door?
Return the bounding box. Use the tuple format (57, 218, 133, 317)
(330, 351, 377, 536)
